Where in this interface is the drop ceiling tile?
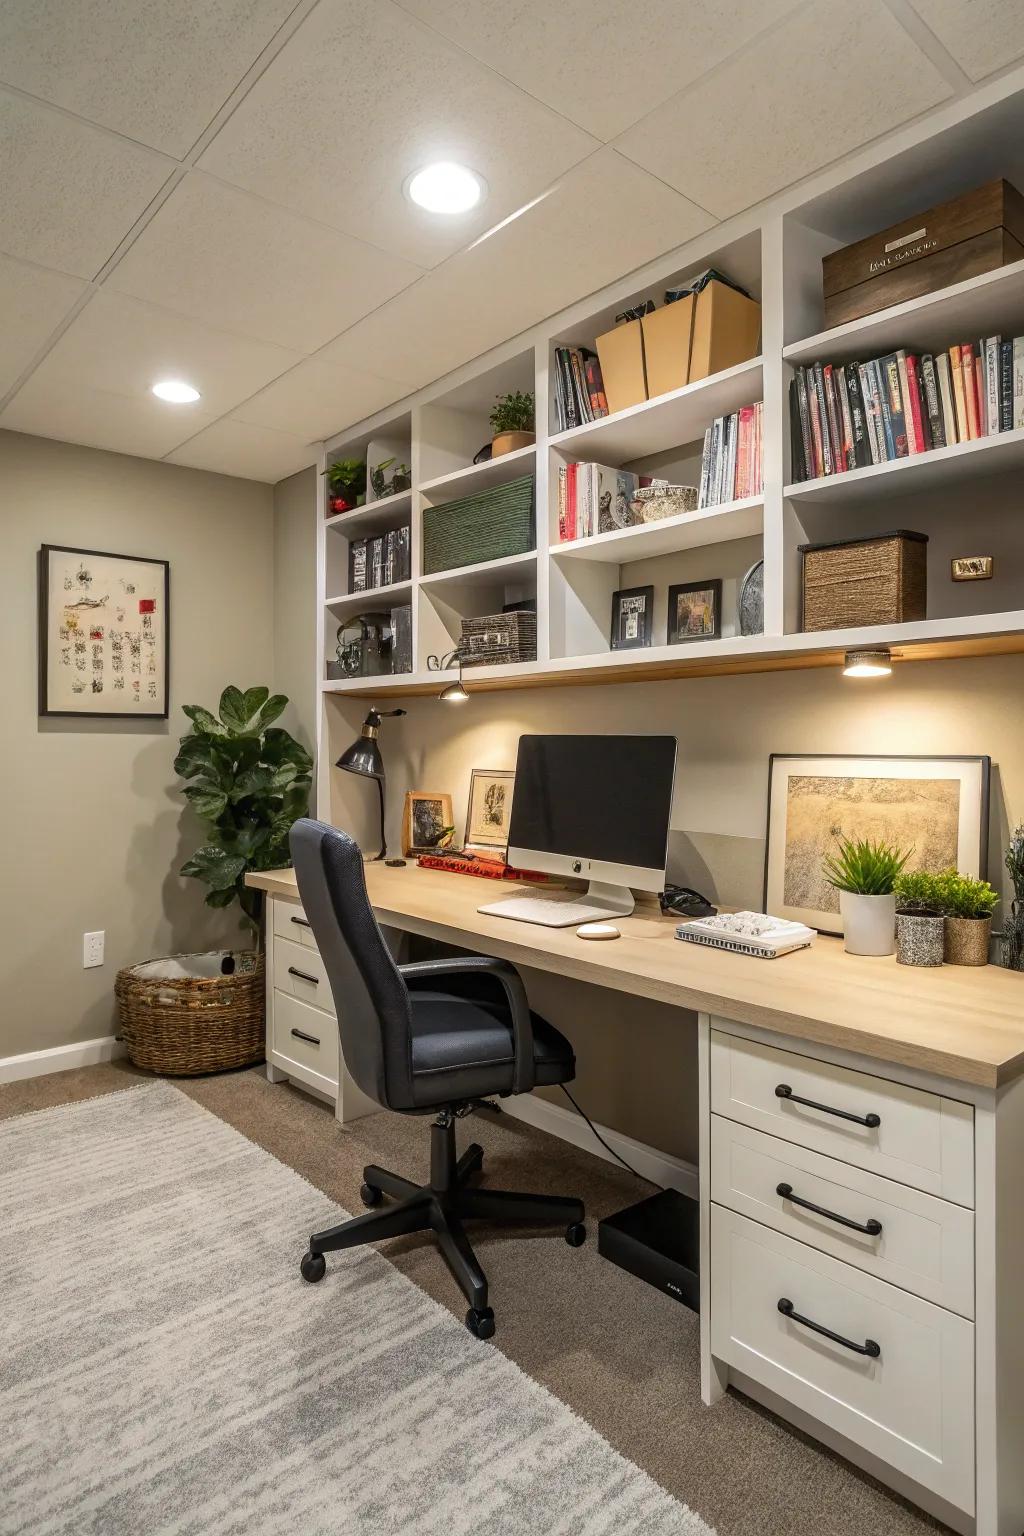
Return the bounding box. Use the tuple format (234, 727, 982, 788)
(398, 0, 799, 141)
(165, 418, 318, 482)
(328, 149, 713, 390)
(0, 0, 300, 156)
(107, 173, 421, 355)
(904, 0, 1024, 81)
(197, 0, 597, 267)
(0, 88, 173, 277)
(0, 254, 87, 396)
(616, 0, 952, 219)
(24, 290, 302, 418)
(232, 354, 405, 439)
(0, 377, 215, 459)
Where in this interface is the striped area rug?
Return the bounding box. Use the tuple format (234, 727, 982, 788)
(0, 1084, 712, 1535)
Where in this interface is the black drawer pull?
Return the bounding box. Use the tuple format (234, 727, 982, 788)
(775, 1083, 881, 1129)
(290, 1027, 320, 1046)
(287, 966, 319, 985)
(778, 1297, 880, 1358)
(777, 1182, 883, 1237)
(290, 915, 311, 928)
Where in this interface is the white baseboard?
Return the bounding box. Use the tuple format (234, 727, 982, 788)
(0, 1035, 127, 1085)
(500, 1092, 698, 1198)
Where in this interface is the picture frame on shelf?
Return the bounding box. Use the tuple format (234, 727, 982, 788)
(610, 584, 654, 651)
(38, 543, 169, 719)
(764, 753, 990, 936)
(402, 791, 455, 857)
(667, 580, 722, 643)
(464, 769, 516, 856)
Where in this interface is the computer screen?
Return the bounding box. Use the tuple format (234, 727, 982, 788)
(508, 734, 676, 876)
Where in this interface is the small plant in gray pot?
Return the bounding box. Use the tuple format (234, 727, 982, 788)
(892, 871, 944, 967)
(933, 869, 999, 967)
(823, 835, 911, 957)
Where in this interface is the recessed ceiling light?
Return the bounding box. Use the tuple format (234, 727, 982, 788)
(842, 647, 893, 678)
(152, 379, 201, 403)
(405, 162, 485, 215)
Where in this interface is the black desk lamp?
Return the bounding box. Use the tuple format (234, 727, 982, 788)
(335, 707, 406, 861)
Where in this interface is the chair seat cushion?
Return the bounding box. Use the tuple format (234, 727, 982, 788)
(408, 990, 575, 1106)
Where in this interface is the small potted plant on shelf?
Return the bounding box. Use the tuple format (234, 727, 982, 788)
(324, 458, 367, 514)
(490, 390, 535, 458)
(933, 869, 999, 966)
(1003, 825, 1024, 971)
(892, 871, 944, 967)
(823, 835, 911, 956)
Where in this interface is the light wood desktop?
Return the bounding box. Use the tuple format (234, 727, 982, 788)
(248, 860, 1024, 1536)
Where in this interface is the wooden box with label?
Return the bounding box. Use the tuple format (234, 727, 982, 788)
(822, 179, 1024, 328)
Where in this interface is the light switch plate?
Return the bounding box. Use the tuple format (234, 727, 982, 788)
(83, 931, 105, 968)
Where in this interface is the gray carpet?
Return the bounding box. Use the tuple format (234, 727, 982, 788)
(0, 1082, 711, 1536)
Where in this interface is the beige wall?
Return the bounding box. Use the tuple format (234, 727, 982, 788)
(272, 466, 317, 753)
(326, 655, 1024, 1163)
(0, 429, 275, 1058)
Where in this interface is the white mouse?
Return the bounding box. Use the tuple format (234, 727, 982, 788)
(576, 921, 621, 940)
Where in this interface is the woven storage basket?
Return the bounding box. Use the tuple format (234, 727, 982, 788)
(799, 530, 928, 632)
(422, 474, 534, 575)
(115, 950, 264, 1075)
(460, 609, 537, 666)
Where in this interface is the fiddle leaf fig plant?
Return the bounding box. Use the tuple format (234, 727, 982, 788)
(175, 686, 313, 933)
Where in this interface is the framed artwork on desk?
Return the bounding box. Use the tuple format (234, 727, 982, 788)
(465, 769, 515, 856)
(764, 753, 990, 936)
(402, 791, 454, 857)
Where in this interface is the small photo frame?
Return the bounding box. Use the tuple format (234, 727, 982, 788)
(610, 584, 654, 650)
(402, 791, 454, 856)
(667, 580, 722, 644)
(764, 753, 990, 935)
(465, 769, 516, 855)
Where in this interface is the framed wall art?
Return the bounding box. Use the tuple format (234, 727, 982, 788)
(764, 753, 990, 935)
(402, 791, 454, 856)
(465, 768, 516, 855)
(610, 584, 653, 650)
(38, 544, 169, 718)
(667, 579, 722, 643)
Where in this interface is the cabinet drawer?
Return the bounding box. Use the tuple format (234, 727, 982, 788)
(271, 897, 318, 952)
(710, 1029, 973, 1206)
(710, 1205, 975, 1514)
(271, 990, 339, 1094)
(273, 935, 332, 1015)
(710, 1116, 974, 1317)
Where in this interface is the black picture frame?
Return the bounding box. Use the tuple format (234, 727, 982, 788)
(610, 584, 654, 650)
(38, 543, 170, 719)
(667, 579, 722, 644)
(763, 752, 991, 935)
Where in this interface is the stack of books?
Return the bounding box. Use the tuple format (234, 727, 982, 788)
(552, 346, 608, 431)
(349, 525, 411, 593)
(557, 462, 638, 541)
(790, 338, 1024, 482)
(697, 403, 763, 508)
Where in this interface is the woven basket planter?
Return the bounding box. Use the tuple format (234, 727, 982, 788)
(115, 950, 265, 1075)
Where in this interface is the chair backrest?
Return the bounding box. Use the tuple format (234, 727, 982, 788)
(289, 819, 414, 1110)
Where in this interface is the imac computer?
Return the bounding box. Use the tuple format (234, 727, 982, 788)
(477, 734, 677, 928)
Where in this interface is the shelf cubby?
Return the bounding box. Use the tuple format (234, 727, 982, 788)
(417, 348, 535, 487)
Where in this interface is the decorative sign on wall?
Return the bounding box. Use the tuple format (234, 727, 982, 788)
(38, 544, 169, 718)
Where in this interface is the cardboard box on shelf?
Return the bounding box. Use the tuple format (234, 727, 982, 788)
(689, 281, 761, 382)
(641, 296, 695, 400)
(594, 318, 647, 416)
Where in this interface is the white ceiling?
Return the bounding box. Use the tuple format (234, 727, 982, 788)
(1, 0, 1022, 484)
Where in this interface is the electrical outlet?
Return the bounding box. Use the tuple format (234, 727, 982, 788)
(83, 931, 105, 968)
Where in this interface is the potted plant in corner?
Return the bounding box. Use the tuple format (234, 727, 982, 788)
(934, 869, 999, 966)
(823, 835, 911, 956)
(490, 390, 535, 458)
(114, 687, 313, 1077)
(893, 871, 944, 967)
(324, 458, 367, 514)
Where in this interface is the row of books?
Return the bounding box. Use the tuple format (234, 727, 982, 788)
(698, 402, 763, 507)
(557, 462, 638, 541)
(552, 346, 608, 432)
(791, 338, 1024, 482)
(348, 524, 411, 593)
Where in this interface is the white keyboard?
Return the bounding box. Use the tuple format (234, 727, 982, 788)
(477, 895, 616, 928)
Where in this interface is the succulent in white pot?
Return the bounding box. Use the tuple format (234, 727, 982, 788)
(823, 836, 911, 957)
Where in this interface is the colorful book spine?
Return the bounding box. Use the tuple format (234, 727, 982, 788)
(880, 354, 907, 458)
(985, 336, 1001, 434)
(903, 354, 926, 455)
(921, 354, 945, 450)
(1000, 340, 1013, 432)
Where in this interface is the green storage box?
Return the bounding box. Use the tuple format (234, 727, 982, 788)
(422, 474, 535, 575)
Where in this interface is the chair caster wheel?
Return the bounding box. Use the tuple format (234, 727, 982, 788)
(465, 1307, 495, 1340)
(300, 1250, 326, 1283)
(360, 1182, 383, 1208)
(565, 1222, 587, 1247)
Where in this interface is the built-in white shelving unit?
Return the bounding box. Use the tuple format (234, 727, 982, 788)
(315, 83, 1024, 708)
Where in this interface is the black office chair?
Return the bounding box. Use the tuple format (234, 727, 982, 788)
(289, 818, 586, 1339)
